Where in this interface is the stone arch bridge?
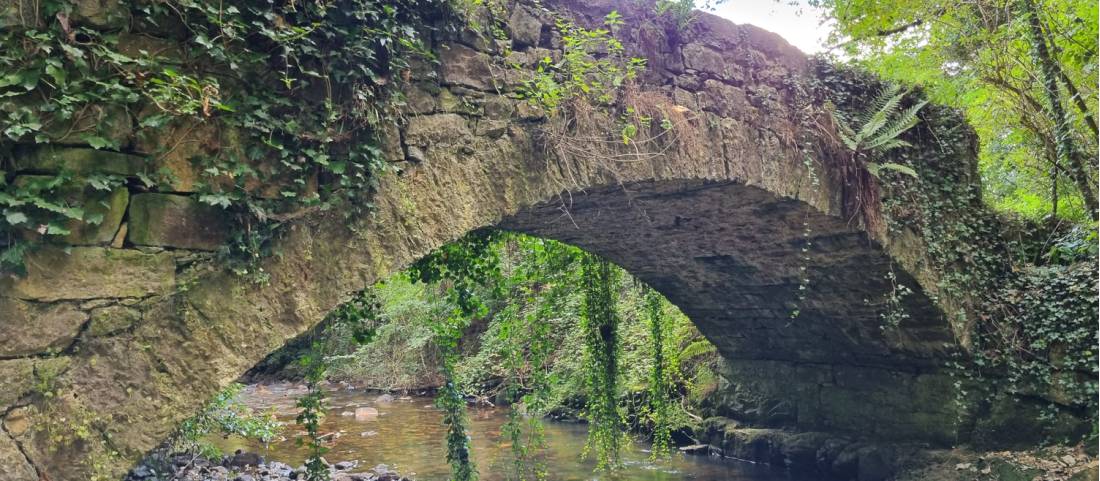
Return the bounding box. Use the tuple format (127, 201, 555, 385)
(0, 1, 1063, 479)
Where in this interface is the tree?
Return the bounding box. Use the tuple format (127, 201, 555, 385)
(808, 0, 1098, 221)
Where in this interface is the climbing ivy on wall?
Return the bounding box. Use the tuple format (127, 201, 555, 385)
(811, 60, 1098, 437)
(0, 0, 455, 273)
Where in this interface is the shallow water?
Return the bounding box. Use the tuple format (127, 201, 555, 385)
(208, 383, 789, 481)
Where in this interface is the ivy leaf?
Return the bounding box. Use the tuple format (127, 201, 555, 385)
(4, 210, 28, 225)
(45, 63, 66, 85)
(198, 193, 233, 208)
(81, 134, 112, 150)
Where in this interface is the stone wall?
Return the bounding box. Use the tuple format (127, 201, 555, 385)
(0, 0, 1086, 479)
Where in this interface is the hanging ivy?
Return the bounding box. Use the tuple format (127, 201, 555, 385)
(643, 287, 673, 460)
(409, 229, 504, 481)
(579, 253, 628, 471)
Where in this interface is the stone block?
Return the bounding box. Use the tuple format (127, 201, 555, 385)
(0, 297, 87, 356)
(133, 115, 233, 192)
(14, 145, 146, 177)
(405, 113, 471, 147)
(0, 357, 70, 409)
(70, 0, 129, 29)
(0, 247, 175, 301)
(86, 304, 141, 337)
(11, 175, 129, 245)
(509, 6, 543, 49)
(45, 104, 133, 148)
(127, 193, 231, 250)
(0, 429, 36, 481)
(440, 43, 494, 91)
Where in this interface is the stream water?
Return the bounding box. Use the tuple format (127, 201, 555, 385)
(207, 383, 790, 481)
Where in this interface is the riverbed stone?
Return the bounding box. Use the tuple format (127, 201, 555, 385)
(14, 145, 146, 176)
(0, 247, 175, 301)
(127, 193, 231, 250)
(0, 297, 87, 356)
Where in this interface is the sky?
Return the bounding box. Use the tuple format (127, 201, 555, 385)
(707, 1, 831, 54)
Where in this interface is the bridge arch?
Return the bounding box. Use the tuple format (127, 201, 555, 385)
(0, 1, 1025, 479)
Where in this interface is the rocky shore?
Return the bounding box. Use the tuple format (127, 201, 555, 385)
(126, 451, 411, 481)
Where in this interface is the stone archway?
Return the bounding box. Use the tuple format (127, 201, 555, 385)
(0, 1, 1019, 479)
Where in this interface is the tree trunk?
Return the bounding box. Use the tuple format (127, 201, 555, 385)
(1019, 0, 1098, 220)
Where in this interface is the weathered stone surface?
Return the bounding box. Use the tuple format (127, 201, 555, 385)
(86, 305, 141, 337)
(682, 43, 745, 83)
(404, 113, 471, 147)
(70, 0, 129, 28)
(0, 298, 87, 356)
(0, 247, 175, 301)
(509, 6, 543, 48)
(127, 194, 231, 250)
(0, 0, 41, 28)
(0, 357, 71, 409)
(440, 43, 494, 91)
(14, 146, 146, 176)
(132, 116, 239, 192)
(0, 429, 36, 481)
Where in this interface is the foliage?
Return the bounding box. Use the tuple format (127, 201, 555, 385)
(170, 383, 281, 460)
(409, 230, 505, 481)
(810, 0, 1098, 222)
(0, 0, 456, 273)
(578, 254, 628, 471)
(654, 0, 698, 28)
(972, 261, 1098, 427)
(519, 11, 646, 114)
(642, 287, 674, 459)
(828, 82, 925, 230)
(295, 290, 378, 481)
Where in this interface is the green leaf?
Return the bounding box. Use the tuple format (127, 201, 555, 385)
(4, 211, 28, 225)
(867, 162, 918, 178)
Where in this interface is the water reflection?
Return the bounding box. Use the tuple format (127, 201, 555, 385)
(208, 383, 788, 481)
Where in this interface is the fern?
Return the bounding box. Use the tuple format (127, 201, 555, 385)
(831, 83, 927, 179)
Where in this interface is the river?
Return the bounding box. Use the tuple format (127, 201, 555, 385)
(207, 383, 790, 481)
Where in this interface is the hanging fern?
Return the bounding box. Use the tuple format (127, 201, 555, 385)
(828, 83, 927, 231)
